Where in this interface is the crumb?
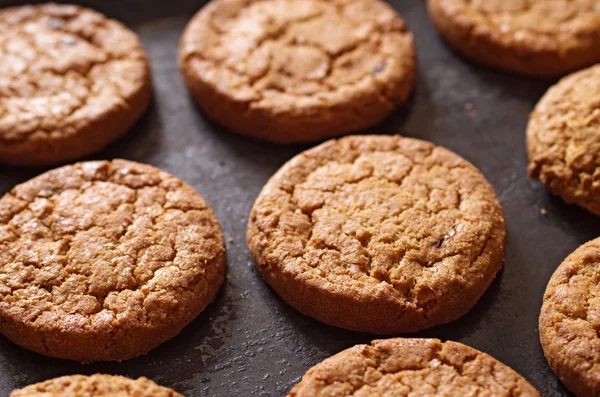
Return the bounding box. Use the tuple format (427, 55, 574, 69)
(465, 102, 477, 117)
(540, 208, 548, 215)
(228, 237, 234, 243)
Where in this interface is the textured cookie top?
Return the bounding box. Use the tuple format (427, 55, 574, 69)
(11, 374, 182, 396)
(540, 237, 600, 397)
(0, 4, 149, 144)
(0, 160, 225, 341)
(289, 338, 540, 396)
(527, 64, 600, 215)
(249, 136, 505, 324)
(179, 0, 415, 113)
(431, 0, 600, 54)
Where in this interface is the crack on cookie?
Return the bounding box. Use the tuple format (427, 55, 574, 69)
(0, 160, 224, 339)
(0, 4, 149, 144)
(250, 136, 504, 328)
(431, 0, 600, 80)
(291, 339, 537, 396)
(462, 0, 594, 40)
(182, 0, 412, 106)
(540, 238, 600, 395)
(12, 374, 183, 396)
(527, 65, 600, 214)
(290, 150, 493, 298)
(465, 0, 532, 13)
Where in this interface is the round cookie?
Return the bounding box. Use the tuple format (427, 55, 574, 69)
(0, 159, 226, 362)
(247, 135, 506, 334)
(11, 374, 182, 397)
(540, 237, 600, 397)
(289, 338, 540, 396)
(427, 0, 600, 78)
(527, 64, 600, 215)
(0, 4, 152, 166)
(179, 0, 416, 143)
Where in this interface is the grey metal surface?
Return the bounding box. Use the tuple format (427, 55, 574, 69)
(0, 1, 597, 396)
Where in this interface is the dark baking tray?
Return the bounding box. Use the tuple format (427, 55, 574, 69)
(0, 1, 598, 396)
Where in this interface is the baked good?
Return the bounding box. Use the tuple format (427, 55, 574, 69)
(427, 0, 600, 78)
(527, 64, 600, 215)
(11, 374, 182, 396)
(539, 237, 600, 397)
(0, 159, 226, 362)
(0, 3, 151, 166)
(247, 135, 506, 334)
(179, 0, 416, 143)
(289, 338, 540, 396)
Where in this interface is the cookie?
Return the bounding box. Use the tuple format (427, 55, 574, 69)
(427, 0, 600, 78)
(11, 374, 182, 397)
(527, 64, 600, 215)
(0, 159, 226, 362)
(179, 0, 416, 143)
(539, 237, 600, 397)
(0, 4, 152, 166)
(247, 135, 505, 334)
(289, 338, 540, 396)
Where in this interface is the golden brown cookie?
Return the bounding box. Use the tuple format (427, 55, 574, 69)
(247, 135, 506, 334)
(0, 159, 226, 362)
(527, 64, 600, 215)
(539, 237, 600, 397)
(179, 0, 416, 143)
(0, 4, 152, 166)
(427, 0, 600, 78)
(289, 338, 540, 397)
(11, 374, 182, 397)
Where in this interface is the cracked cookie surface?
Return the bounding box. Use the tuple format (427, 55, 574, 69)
(427, 0, 600, 78)
(11, 374, 182, 397)
(289, 338, 540, 397)
(540, 237, 600, 397)
(527, 64, 600, 215)
(247, 135, 505, 334)
(179, 0, 416, 143)
(0, 3, 151, 166)
(0, 159, 226, 362)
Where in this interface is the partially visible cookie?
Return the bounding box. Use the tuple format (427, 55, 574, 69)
(179, 0, 416, 143)
(427, 0, 600, 78)
(527, 64, 600, 215)
(540, 237, 600, 397)
(0, 3, 152, 166)
(0, 160, 226, 362)
(289, 338, 540, 396)
(11, 374, 182, 396)
(248, 135, 505, 334)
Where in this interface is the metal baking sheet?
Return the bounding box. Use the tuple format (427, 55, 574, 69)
(1, 1, 598, 396)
